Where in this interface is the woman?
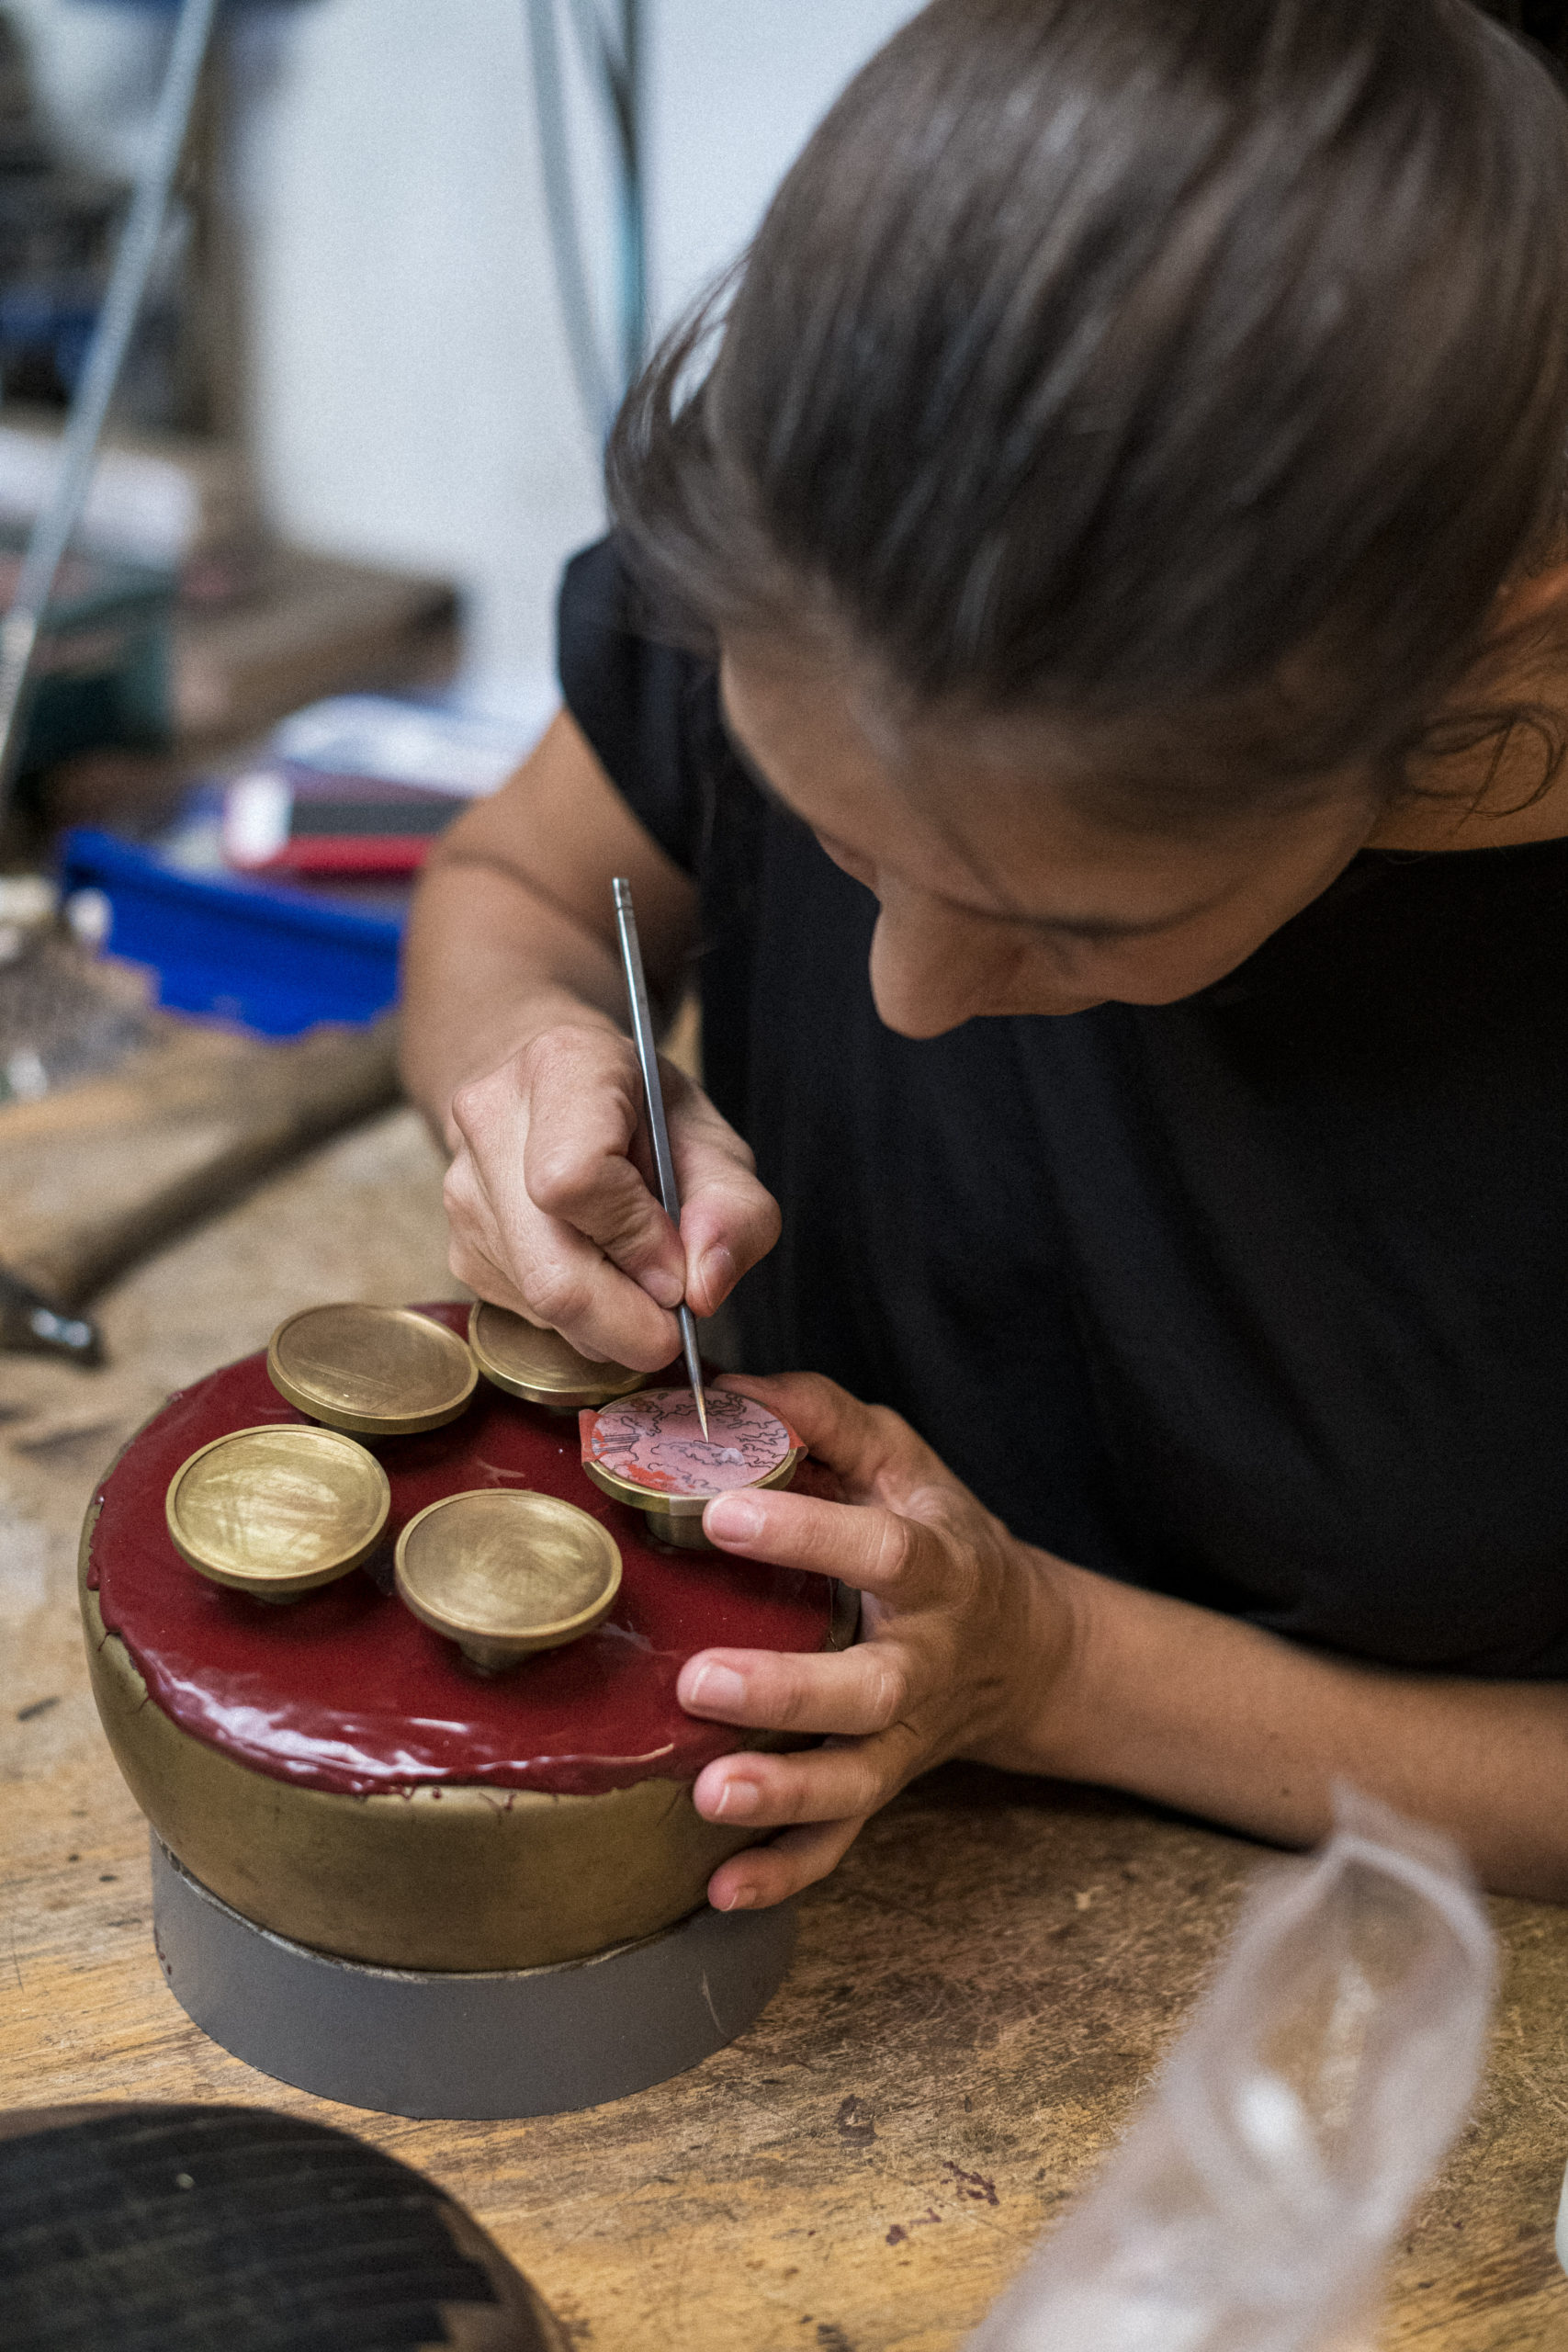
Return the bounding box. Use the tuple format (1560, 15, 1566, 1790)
(403, 0, 1568, 1910)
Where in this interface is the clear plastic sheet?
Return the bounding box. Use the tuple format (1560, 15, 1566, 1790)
(969, 1788, 1495, 2352)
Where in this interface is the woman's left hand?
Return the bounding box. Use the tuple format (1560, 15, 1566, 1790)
(678, 1372, 1079, 1909)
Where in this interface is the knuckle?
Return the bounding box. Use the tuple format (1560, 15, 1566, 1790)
(786, 1759, 840, 1822)
(518, 1021, 579, 1077)
(842, 1752, 894, 1816)
(790, 1371, 848, 1419)
(867, 1402, 919, 1466)
(525, 1022, 626, 1094)
(522, 1260, 590, 1328)
(597, 1199, 669, 1266)
(446, 1241, 483, 1294)
(773, 1671, 820, 1734)
(743, 1191, 784, 1256)
(869, 1510, 919, 1587)
(447, 1074, 495, 1142)
(704, 1182, 780, 1272)
(526, 1140, 599, 1220)
(863, 1654, 911, 1732)
(446, 1235, 487, 1287)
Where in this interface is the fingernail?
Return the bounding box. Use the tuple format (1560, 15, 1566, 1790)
(713, 1777, 761, 1820)
(643, 1266, 683, 1308)
(684, 1662, 747, 1713)
(706, 1495, 762, 1544)
(697, 1244, 733, 1300)
(716, 1883, 757, 1911)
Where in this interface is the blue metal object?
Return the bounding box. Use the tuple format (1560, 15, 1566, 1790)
(61, 826, 403, 1036)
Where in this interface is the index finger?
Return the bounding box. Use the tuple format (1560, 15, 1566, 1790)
(702, 1482, 941, 1601)
(521, 1036, 686, 1295)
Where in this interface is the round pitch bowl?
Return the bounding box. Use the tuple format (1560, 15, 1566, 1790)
(164, 1424, 390, 1600)
(581, 1386, 803, 1549)
(468, 1301, 648, 1413)
(267, 1302, 478, 1438)
(394, 1488, 622, 1672)
(82, 1306, 856, 1973)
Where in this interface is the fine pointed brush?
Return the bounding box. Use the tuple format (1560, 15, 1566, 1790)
(611, 876, 710, 1439)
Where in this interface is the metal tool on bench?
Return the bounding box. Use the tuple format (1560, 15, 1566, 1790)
(0, 1015, 400, 1363)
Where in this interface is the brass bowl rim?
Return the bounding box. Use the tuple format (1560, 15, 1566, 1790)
(467, 1299, 648, 1410)
(581, 1444, 804, 1521)
(164, 1421, 391, 1595)
(393, 1487, 624, 1652)
(266, 1302, 479, 1436)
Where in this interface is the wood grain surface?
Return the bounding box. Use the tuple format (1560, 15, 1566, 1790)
(3, 1103, 1567, 2350)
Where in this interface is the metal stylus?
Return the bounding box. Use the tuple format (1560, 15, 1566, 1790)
(611, 876, 710, 1439)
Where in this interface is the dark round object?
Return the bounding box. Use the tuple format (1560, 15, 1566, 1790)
(0, 2101, 565, 2349)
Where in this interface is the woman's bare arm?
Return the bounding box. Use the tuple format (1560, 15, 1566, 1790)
(1033, 1564, 1568, 1897)
(400, 708, 696, 1139)
(667, 1372, 1568, 1907)
(400, 710, 781, 1366)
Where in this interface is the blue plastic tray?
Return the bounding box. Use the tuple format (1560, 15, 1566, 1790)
(60, 827, 403, 1037)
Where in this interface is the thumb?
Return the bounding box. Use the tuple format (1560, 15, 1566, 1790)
(715, 1372, 926, 1503)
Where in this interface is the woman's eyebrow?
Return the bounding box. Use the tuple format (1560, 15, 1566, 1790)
(721, 717, 1223, 942)
(926, 859, 1235, 941)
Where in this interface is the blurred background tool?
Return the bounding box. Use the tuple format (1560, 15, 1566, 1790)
(0, 14, 130, 414)
(0, 0, 217, 831)
(526, 0, 645, 441)
(0, 1006, 399, 1360)
(220, 692, 536, 878)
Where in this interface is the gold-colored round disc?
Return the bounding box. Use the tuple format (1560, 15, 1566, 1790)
(267, 1304, 478, 1436)
(165, 1424, 391, 1598)
(581, 1446, 803, 1522)
(468, 1301, 648, 1411)
(395, 1488, 623, 1669)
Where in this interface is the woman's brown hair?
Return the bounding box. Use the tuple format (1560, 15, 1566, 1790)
(608, 0, 1568, 801)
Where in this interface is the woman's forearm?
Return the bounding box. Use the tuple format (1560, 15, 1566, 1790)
(1024, 1559, 1568, 1898)
(399, 709, 698, 1143)
(400, 856, 625, 1145)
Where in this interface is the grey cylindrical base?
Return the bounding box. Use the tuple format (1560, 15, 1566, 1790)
(150, 1834, 794, 2120)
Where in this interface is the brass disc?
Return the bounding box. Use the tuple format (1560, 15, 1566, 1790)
(267, 1304, 478, 1437)
(165, 1424, 391, 1598)
(581, 1446, 802, 1527)
(468, 1301, 648, 1412)
(395, 1488, 622, 1671)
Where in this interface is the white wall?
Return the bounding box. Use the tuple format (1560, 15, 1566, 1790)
(14, 0, 920, 716)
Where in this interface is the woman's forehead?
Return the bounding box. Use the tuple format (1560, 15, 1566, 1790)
(719, 639, 1367, 855)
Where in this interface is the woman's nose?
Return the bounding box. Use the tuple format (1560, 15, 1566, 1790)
(866, 893, 1011, 1038)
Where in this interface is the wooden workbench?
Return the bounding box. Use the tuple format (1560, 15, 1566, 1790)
(4, 1104, 1567, 2350)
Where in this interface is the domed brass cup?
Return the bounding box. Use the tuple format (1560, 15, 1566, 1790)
(267, 1303, 478, 1438)
(394, 1487, 623, 1672)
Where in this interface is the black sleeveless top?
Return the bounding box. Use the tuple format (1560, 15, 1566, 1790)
(559, 537, 1568, 1679)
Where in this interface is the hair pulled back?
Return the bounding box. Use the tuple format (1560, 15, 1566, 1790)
(609, 0, 1568, 793)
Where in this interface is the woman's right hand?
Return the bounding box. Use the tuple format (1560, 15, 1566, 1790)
(443, 1018, 782, 1369)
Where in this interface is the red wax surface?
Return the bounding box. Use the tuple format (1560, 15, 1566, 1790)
(86, 1305, 836, 1799)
